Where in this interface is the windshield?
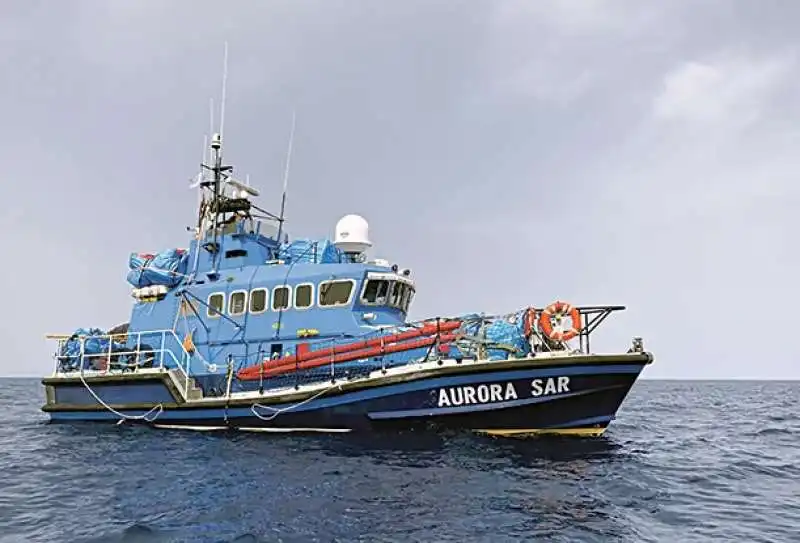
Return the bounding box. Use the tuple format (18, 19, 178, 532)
(360, 278, 414, 313)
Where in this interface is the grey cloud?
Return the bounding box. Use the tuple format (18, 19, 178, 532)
(2, 0, 798, 378)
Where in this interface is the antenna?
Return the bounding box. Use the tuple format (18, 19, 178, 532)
(276, 110, 296, 244)
(219, 41, 229, 146)
(208, 97, 215, 150)
(188, 133, 208, 191)
(188, 132, 209, 280)
(197, 133, 208, 208)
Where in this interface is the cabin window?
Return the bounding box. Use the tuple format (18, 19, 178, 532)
(389, 282, 404, 308)
(250, 288, 267, 314)
(295, 284, 313, 309)
(403, 287, 415, 313)
(272, 285, 291, 311)
(361, 279, 390, 305)
(225, 249, 248, 259)
(387, 281, 414, 313)
(229, 291, 247, 316)
(207, 293, 224, 318)
(319, 280, 355, 307)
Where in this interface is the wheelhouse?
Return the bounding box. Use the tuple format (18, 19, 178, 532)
(195, 271, 415, 321)
(359, 272, 415, 314)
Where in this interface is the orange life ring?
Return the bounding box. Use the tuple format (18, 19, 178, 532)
(538, 301, 581, 341)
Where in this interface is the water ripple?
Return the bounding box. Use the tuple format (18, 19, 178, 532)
(0, 379, 797, 542)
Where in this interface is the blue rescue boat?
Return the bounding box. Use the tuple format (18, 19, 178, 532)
(40, 118, 654, 438)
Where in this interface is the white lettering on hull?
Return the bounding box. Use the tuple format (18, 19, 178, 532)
(436, 377, 570, 408)
(437, 383, 517, 408)
(531, 376, 570, 397)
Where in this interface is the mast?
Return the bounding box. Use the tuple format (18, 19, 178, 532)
(209, 43, 229, 276)
(186, 42, 285, 273)
(193, 42, 236, 276)
(210, 133, 222, 274)
(201, 132, 234, 276)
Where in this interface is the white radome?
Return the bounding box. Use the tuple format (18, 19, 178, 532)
(334, 214, 372, 255)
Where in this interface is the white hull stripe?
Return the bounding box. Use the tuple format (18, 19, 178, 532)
(151, 423, 351, 433)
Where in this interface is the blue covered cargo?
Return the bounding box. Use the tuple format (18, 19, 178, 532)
(57, 328, 127, 371)
(278, 238, 343, 264)
(457, 311, 532, 360)
(126, 248, 188, 288)
(483, 311, 532, 359)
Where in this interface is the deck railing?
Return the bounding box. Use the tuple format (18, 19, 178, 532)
(47, 329, 193, 397)
(224, 307, 619, 393)
(45, 305, 632, 400)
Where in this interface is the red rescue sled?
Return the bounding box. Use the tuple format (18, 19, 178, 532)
(238, 332, 459, 380)
(236, 319, 462, 381)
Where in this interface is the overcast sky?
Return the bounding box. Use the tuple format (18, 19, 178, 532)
(2, 0, 798, 379)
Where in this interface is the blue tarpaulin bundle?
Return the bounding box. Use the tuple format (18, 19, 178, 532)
(482, 310, 531, 359)
(126, 248, 188, 288)
(58, 327, 125, 371)
(277, 239, 343, 264)
(457, 311, 532, 360)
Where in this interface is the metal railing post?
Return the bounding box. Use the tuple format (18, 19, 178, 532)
(330, 343, 335, 384)
(225, 355, 233, 399)
(185, 353, 190, 398)
(159, 331, 166, 370)
(135, 332, 141, 372)
(54, 340, 62, 375)
(79, 337, 85, 375)
(106, 333, 113, 374)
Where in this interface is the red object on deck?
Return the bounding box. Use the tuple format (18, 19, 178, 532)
(237, 332, 459, 380)
(295, 342, 311, 358)
(236, 319, 462, 380)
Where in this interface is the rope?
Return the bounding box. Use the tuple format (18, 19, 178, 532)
(78, 371, 163, 424)
(174, 305, 219, 373)
(250, 382, 342, 422)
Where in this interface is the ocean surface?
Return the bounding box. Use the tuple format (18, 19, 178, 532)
(0, 379, 797, 542)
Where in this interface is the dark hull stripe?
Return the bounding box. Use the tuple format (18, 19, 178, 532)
(43, 362, 646, 413)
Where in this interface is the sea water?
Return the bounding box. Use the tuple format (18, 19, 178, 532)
(0, 379, 797, 542)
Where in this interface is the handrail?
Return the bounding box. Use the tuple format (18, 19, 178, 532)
(283, 305, 623, 355)
(46, 305, 629, 400)
(234, 305, 627, 381)
(47, 329, 193, 397)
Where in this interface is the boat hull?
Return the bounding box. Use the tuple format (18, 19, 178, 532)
(41, 354, 652, 437)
